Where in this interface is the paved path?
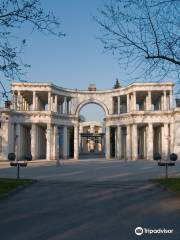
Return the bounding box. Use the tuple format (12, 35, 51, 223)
(0, 159, 180, 239)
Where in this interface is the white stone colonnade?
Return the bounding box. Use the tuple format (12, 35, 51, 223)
(0, 81, 179, 161)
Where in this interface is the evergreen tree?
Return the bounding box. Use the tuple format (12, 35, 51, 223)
(113, 79, 121, 89)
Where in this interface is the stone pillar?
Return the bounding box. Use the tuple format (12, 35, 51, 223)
(132, 124, 138, 160)
(23, 98, 25, 111)
(147, 91, 152, 111)
(12, 93, 16, 110)
(2, 122, 10, 159)
(105, 126, 110, 160)
(79, 125, 83, 151)
(162, 123, 169, 160)
(116, 126, 122, 159)
(46, 124, 52, 160)
(48, 92, 51, 111)
(31, 124, 37, 160)
(36, 94, 39, 111)
(127, 94, 130, 112)
(17, 91, 22, 111)
(63, 126, 68, 159)
(64, 97, 67, 114)
(68, 99, 72, 114)
(147, 123, 153, 160)
(126, 125, 131, 160)
(163, 91, 167, 110)
(54, 95, 58, 112)
(133, 91, 136, 111)
(169, 90, 173, 109)
(15, 123, 21, 161)
(52, 125, 59, 160)
(74, 124, 79, 160)
(170, 122, 174, 153)
(32, 91, 36, 111)
(118, 96, 121, 114)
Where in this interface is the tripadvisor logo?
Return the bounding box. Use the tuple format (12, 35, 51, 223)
(135, 227, 143, 236)
(135, 226, 174, 235)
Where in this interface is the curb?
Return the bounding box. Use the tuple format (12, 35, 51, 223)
(0, 179, 38, 201)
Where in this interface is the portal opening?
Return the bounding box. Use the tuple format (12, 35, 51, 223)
(78, 103, 105, 159)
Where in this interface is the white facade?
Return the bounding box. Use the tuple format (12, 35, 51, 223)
(0, 81, 180, 161)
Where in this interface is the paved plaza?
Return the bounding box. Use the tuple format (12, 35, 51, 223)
(0, 159, 180, 240)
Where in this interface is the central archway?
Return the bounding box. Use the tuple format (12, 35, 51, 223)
(76, 99, 107, 160)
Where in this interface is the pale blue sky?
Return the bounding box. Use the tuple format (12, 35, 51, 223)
(14, 0, 129, 121)
(21, 0, 128, 90)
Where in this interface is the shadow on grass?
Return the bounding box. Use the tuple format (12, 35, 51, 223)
(0, 178, 32, 195)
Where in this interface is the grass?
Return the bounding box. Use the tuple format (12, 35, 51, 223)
(0, 178, 32, 196)
(155, 178, 180, 194)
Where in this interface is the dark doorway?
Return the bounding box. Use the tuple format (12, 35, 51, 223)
(69, 127, 74, 158)
(110, 127, 116, 158)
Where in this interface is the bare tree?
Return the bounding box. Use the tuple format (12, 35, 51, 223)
(96, 0, 180, 86)
(0, 0, 64, 100)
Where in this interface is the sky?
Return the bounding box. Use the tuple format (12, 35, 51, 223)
(22, 0, 127, 90)
(3, 1, 130, 120)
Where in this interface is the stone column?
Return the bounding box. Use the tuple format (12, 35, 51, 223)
(17, 91, 22, 111)
(170, 122, 174, 153)
(169, 90, 173, 109)
(64, 97, 67, 114)
(163, 91, 167, 110)
(52, 125, 59, 160)
(36, 94, 39, 111)
(90, 125, 94, 151)
(48, 92, 51, 111)
(74, 124, 79, 160)
(63, 126, 68, 159)
(46, 124, 52, 160)
(54, 95, 58, 112)
(162, 123, 169, 160)
(133, 91, 136, 111)
(32, 91, 36, 111)
(147, 123, 153, 160)
(146, 91, 152, 111)
(31, 124, 37, 160)
(23, 99, 26, 111)
(12, 93, 16, 110)
(132, 124, 138, 160)
(68, 99, 72, 114)
(105, 126, 110, 160)
(16, 123, 21, 161)
(127, 94, 130, 112)
(79, 125, 83, 151)
(2, 122, 10, 159)
(118, 96, 121, 114)
(116, 126, 122, 159)
(126, 125, 131, 160)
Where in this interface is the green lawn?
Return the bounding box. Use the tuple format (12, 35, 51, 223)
(0, 178, 32, 196)
(155, 178, 180, 194)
